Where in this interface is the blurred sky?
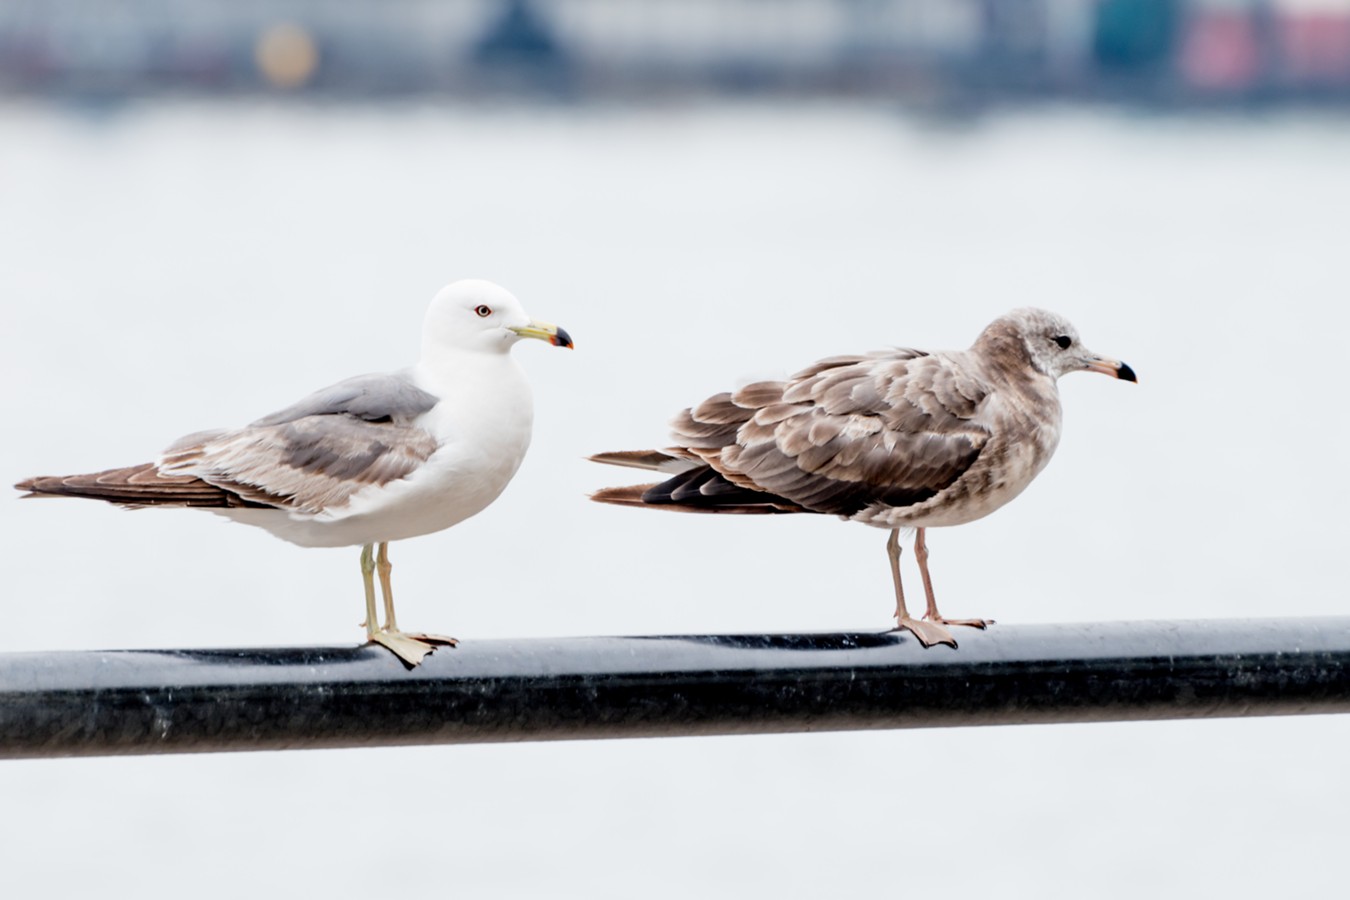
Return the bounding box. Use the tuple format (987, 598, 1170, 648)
(1, 98, 1348, 896)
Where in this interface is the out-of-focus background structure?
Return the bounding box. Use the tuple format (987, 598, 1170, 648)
(4, 0, 1350, 105)
(2, 1, 1348, 897)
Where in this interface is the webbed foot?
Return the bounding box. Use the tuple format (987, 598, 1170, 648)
(369, 630, 459, 668)
(893, 616, 958, 648)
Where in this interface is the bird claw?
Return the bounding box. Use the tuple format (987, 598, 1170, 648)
(929, 616, 994, 630)
(404, 632, 459, 647)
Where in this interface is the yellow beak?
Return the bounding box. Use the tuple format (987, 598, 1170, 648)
(509, 320, 574, 349)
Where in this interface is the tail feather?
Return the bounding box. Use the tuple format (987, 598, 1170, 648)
(589, 456, 805, 516)
(589, 484, 662, 507)
(15, 464, 266, 509)
(587, 449, 701, 475)
(589, 482, 797, 514)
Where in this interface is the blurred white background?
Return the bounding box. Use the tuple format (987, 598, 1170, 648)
(1, 99, 1348, 896)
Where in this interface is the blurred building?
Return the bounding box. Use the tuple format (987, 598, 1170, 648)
(1, 0, 1348, 104)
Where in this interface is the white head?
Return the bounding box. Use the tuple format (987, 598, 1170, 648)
(977, 307, 1136, 382)
(421, 279, 573, 358)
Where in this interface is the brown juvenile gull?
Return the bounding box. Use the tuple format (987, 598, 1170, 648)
(589, 308, 1135, 648)
(16, 279, 574, 667)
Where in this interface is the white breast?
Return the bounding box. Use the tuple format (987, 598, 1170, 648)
(216, 354, 535, 549)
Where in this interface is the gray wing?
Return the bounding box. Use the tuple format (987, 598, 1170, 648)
(250, 372, 439, 427)
(667, 349, 990, 516)
(160, 372, 440, 514)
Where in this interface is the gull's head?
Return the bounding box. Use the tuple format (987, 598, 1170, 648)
(423, 279, 574, 356)
(983, 308, 1136, 383)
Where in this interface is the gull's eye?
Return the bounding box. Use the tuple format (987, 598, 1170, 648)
(1053, 335, 1072, 350)
(474, 305, 493, 318)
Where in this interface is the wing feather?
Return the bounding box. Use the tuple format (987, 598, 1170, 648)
(162, 416, 438, 515)
(596, 347, 990, 518)
(250, 372, 438, 427)
(19, 372, 442, 515)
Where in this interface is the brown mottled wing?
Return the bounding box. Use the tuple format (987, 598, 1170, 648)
(665, 349, 990, 516)
(162, 415, 438, 515)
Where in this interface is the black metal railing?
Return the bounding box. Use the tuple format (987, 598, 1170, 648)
(2, 617, 1348, 759)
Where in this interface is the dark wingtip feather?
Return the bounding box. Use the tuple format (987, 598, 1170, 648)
(589, 483, 798, 515)
(591, 466, 807, 515)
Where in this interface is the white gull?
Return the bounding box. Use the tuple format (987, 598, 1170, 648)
(17, 279, 574, 666)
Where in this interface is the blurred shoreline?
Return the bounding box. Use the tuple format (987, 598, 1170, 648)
(5, 0, 1350, 112)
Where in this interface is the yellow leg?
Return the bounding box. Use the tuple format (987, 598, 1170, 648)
(360, 544, 378, 641)
(376, 542, 398, 632)
(360, 541, 459, 668)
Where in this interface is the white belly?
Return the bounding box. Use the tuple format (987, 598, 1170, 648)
(212, 359, 534, 549)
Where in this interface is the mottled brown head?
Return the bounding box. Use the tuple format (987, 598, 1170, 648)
(977, 308, 1136, 383)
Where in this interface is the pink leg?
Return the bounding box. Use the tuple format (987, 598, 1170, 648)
(914, 528, 993, 630)
(886, 529, 955, 648)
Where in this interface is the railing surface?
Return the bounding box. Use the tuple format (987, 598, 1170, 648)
(2, 617, 1348, 759)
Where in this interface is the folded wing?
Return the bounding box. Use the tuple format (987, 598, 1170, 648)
(17, 372, 441, 514)
(591, 349, 990, 517)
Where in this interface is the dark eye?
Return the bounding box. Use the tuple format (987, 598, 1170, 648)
(1053, 335, 1072, 350)
(474, 305, 492, 318)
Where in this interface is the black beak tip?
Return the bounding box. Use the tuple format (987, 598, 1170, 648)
(553, 326, 574, 349)
(1117, 361, 1137, 383)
